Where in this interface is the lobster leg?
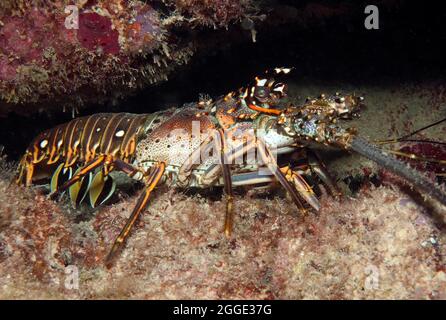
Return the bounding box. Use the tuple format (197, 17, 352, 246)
(16, 154, 36, 187)
(229, 166, 320, 212)
(213, 129, 235, 238)
(49, 154, 111, 196)
(307, 150, 342, 198)
(182, 129, 237, 237)
(202, 134, 315, 214)
(25, 160, 34, 187)
(50, 154, 146, 196)
(256, 138, 309, 214)
(105, 162, 165, 268)
(231, 170, 274, 186)
(180, 130, 260, 236)
(280, 165, 321, 211)
(16, 156, 28, 186)
(113, 158, 146, 179)
(200, 134, 258, 185)
(222, 164, 234, 238)
(177, 133, 216, 185)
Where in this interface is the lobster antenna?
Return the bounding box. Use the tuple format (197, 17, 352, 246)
(376, 116, 446, 145)
(397, 116, 446, 141)
(373, 117, 446, 166)
(387, 139, 446, 146)
(349, 136, 446, 207)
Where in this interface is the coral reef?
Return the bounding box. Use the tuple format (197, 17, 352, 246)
(0, 155, 445, 299)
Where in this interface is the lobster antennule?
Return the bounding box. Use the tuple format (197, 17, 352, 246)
(348, 136, 446, 206)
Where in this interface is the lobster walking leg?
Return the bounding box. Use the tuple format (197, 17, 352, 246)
(201, 134, 317, 214)
(25, 159, 34, 187)
(213, 129, 235, 238)
(280, 165, 321, 211)
(179, 129, 237, 237)
(113, 158, 146, 179)
(231, 171, 274, 186)
(51, 155, 146, 197)
(49, 154, 111, 197)
(200, 134, 258, 185)
(256, 138, 309, 214)
(177, 133, 216, 185)
(16, 155, 31, 186)
(307, 150, 342, 198)
(105, 162, 165, 268)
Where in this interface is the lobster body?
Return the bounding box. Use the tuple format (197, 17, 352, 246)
(134, 105, 219, 184)
(16, 68, 446, 267)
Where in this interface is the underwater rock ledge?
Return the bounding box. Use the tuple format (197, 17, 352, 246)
(0, 0, 258, 116)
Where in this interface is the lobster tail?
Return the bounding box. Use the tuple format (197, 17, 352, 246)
(349, 136, 446, 206)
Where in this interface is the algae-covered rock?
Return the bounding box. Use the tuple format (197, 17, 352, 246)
(0, 0, 258, 116)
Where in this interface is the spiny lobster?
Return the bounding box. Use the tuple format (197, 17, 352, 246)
(16, 68, 446, 267)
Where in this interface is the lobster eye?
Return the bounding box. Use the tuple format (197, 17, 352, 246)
(254, 86, 269, 100)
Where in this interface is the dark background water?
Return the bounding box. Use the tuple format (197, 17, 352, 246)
(1, 0, 446, 160)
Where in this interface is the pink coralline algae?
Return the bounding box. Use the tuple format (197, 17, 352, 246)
(77, 12, 120, 55)
(0, 8, 61, 83)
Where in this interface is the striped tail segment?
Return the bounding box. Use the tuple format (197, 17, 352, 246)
(16, 113, 150, 208)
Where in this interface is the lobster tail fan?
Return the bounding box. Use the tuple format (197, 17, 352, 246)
(89, 170, 116, 208)
(349, 136, 446, 206)
(69, 168, 93, 208)
(50, 163, 73, 194)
